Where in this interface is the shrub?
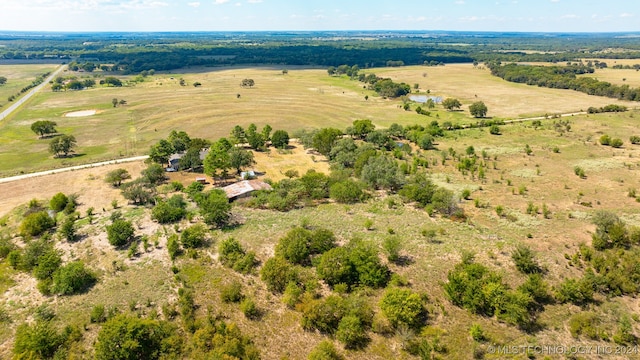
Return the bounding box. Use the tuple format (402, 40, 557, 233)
(33, 250, 62, 281)
(195, 189, 231, 228)
(151, 195, 187, 223)
(95, 315, 175, 360)
(59, 217, 76, 242)
(329, 179, 365, 204)
(21, 211, 55, 237)
(336, 315, 368, 349)
(106, 219, 135, 247)
(308, 340, 344, 360)
(240, 297, 260, 319)
(13, 321, 65, 359)
(167, 234, 180, 260)
(220, 280, 243, 303)
(469, 324, 485, 342)
(49, 192, 69, 212)
(271, 129, 290, 149)
(260, 257, 299, 293)
(511, 245, 543, 274)
(219, 237, 257, 274)
(51, 261, 97, 295)
(599, 134, 611, 145)
(574, 166, 586, 178)
(383, 236, 402, 263)
(489, 125, 501, 135)
(90, 304, 107, 323)
(630, 135, 640, 145)
(610, 138, 624, 148)
(180, 224, 207, 249)
(555, 277, 594, 305)
(300, 295, 345, 334)
(569, 312, 600, 339)
(379, 288, 426, 329)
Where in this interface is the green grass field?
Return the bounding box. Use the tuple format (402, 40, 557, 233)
(0, 64, 58, 111)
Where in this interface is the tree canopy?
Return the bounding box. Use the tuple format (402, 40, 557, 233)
(31, 121, 57, 138)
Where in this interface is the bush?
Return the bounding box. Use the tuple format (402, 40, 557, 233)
(90, 304, 107, 323)
(95, 315, 175, 360)
(260, 257, 299, 293)
(630, 135, 640, 145)
(599, 134, 611, 145)
(195, 189, 231, 228)
(51, 261, 97, 295)
(574, 166, 586, 178)
(489, 124, 501, 135)
(151, 195, 187, 223)
(49, 192, 69, 212)
(33, 250, 62, 281)
(13, 321, 65, 359)
(21, 211, 55, 237)
(569, 312, 600, 339)
(555, 277, 594, 305)
(59, 217, 76, 242)
(180, 224, 207, 249)
(271, 129, 290, 149)
(336, 315, 368, 349)
(379, 288, 426, 330)
(469, 324, 485, 342)
(308, 340, 344, 360)
(300, 295, 345, 334)
(511, 245, 543, 274)
(329, 179, 365, 204)
(167, 234, 180, 260)
(219, 237, 257, 274)
(316, 241, 390, 290)
(106, 219, 135, 247)
(220, 280, 243, 303)
(240, 297, 260, 319)
(611, 138, 624, 148)
(383, 236, 402, 263)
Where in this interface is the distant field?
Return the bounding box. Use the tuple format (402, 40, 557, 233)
(0, 63, 58, 110)
(580, 67, 640, 87)
(0, 63, 637, 177)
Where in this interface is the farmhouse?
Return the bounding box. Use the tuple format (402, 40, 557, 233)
(222, 179, 272, 201)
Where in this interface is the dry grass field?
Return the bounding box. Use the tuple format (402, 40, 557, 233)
(1, 63, 637, 177)
(3, 62, 640, 359)
(0, 63, 59, 110)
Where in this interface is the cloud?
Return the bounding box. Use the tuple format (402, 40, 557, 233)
(550, 0, 560, 2)
(188, 2, 201, 7)
(247, 0, 262, 3)
(214, 0, 230, 4)
(455, 0, 465, 4)
(620, 13, 633, 18)
(560, 14, 579, 19)
(4, 0, 168, 11)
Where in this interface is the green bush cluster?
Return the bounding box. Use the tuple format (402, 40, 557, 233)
(219, 237, 257, 274)
(316, 240, 390, 291)
(151, 195, 187, 223)
(275, 227, 336, 266)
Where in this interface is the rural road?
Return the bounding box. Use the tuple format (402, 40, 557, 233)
(0, 156, 149, 184)
(0, 63, 67, 121)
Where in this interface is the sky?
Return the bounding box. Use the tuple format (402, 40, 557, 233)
(0, 0, 638, 33)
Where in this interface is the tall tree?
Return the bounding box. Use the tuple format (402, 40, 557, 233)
(49, 135, 77, 157)
(228, 147, 255, 174)
(469, 101, 488, 118)
(271, 130, 290, 149)
(203, 141, 231, 179)
(312, 128, 343, 156)
(105, 169, 131, 187)
(148, 139, 175, 164)
(31, 121, 57, 138)
(442, 98, 462, 111)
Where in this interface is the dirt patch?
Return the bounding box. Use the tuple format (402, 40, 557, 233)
(0, 161, 146, 218)
(64, 110, 97, 117)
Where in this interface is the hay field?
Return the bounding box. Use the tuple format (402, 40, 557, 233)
(580, 67, 640, 87)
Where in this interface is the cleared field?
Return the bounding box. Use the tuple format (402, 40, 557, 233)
(2, 63, 639, 177)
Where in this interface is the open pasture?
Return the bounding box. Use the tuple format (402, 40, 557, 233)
(1, 63, 638, 176)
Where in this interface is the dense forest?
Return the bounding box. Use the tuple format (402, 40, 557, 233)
(2, 31, 640, 73)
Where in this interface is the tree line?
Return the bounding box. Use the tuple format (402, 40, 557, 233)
(489, 62, 640, 101)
